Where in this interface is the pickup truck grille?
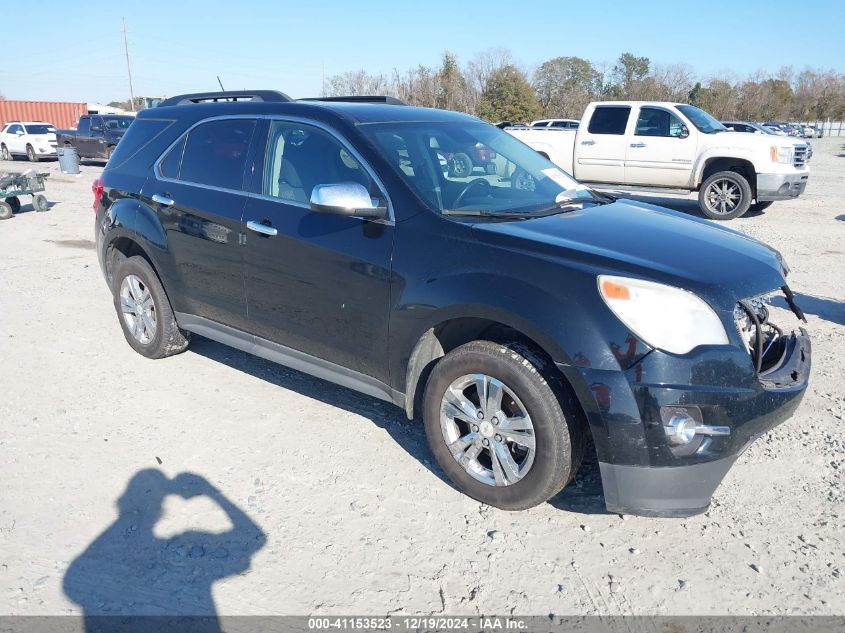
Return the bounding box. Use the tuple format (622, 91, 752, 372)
(793, 144, 808, 168)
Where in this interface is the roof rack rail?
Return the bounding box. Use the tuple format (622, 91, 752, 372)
(158, 90, 293, 107)
(299, 95, 408, 106)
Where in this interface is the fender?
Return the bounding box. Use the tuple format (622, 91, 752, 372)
(690, 147, 763, 189)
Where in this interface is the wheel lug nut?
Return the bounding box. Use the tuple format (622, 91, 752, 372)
(492, 417, 499, 425)
(472, 425, 479, 432)
(495, 434, 502, 442)
(477, 411, 484, 419)
(482, 438, 489, 446)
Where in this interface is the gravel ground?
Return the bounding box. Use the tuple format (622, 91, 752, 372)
(0, 141, 843, 618)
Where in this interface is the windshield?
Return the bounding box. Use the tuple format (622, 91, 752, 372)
(102, 116, 134, 130)
(25, 124, 55, 135)
(360, 121, 595, 215)
(676, 105, 727, 134)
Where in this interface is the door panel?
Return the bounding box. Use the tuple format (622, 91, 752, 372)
(242, 120, 393, 381)
(575, 106, 631, 183)
(625, 106, 697, 188)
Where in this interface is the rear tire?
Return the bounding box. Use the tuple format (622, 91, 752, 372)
(448, 152, 473, 178)
(422, 340, 583, 510)
(0, 145, 11, 161)
(0, 201, 12, 220)
(6, 196, 20, 213)
(111, 256, 190, 359)
(698, 170, 752, 220)
(33, 194, 49, 212)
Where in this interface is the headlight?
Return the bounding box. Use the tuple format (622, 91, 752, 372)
(770, 146, 794, 164)
(598, 275, 729, 355)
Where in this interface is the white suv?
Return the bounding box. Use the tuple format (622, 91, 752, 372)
(0, 121, 58, 162)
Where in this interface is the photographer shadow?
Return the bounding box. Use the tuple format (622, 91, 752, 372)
(63, 469, 266, 633)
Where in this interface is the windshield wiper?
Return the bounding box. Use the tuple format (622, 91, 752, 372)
(442, 199, 593, 219)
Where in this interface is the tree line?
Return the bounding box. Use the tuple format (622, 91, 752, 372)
(324, 49, 845, 123)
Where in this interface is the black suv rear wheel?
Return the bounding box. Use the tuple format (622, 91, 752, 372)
(422, 340, 583, 510)
(111, 256, 190, 359)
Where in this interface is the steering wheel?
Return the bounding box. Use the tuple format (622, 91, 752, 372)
(452, 178, 492, 209)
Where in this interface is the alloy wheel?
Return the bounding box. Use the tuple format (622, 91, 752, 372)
(704, 178, 741, 216)
(119, 274, 157, 344)
(440, 373, 536, 486)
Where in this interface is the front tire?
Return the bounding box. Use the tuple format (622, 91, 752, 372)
(33, 194, 49, 212)
(698, 171, 752, 220)
(0, 201, 12, 221)
(26, 144, 39, 162)
(111, 256, 190, 359)
(422, 340, 583, 510)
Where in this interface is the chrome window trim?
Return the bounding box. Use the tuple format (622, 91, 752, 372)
(152, 114, 395, 224)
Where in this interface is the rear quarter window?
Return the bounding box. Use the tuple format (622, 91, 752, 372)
(105, 118, 175, 170)
(587, 107, 631, 135)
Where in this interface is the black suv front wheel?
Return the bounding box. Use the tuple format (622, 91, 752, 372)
(111, 256, 190, 359)
(423, 340, 583, 510)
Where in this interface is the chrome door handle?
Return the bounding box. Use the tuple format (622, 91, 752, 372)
(151, 194, 174, 206)
(580, 139, 595, 146)
(629, 142, 646, 148)
(246, 220, 278, 237)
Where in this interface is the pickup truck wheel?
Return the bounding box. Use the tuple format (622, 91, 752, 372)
(0, 145, 10, 161)
(0, 201, 12, 220)
(112, 256, 190, 359)
(448, 152, 473, 178)
(422, 340, 580, 510)
(698, 171, 752, 220)
(26, 145, 39, 162)
(748, 201, 774, 214)
(511, 168, 536, 192)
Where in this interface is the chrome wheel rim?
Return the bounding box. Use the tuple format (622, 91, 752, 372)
(119, 274, 157, 344)
(705, 178, 741, 215)
(440, 374, 536, 486)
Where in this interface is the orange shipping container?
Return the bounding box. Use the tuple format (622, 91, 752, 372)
(0, 100, 88, 130)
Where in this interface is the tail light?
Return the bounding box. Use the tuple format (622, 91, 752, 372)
(92, 177, 104, 211)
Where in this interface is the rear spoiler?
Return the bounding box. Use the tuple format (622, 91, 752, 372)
(158, 90, 292, 107)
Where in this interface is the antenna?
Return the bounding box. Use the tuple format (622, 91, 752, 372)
(217, 76, 225, 91)
(121, 18, 135, 112)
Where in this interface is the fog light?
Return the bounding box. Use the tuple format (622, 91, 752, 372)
(664, 414, 697, 445)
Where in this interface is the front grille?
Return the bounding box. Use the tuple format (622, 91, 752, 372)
(734, 290, 787, 374)
(794, 144, 808, 168)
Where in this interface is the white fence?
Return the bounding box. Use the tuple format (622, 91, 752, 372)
(798, 121, 845, 137)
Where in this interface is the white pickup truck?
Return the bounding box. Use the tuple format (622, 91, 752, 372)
(506, 102, 810, 220)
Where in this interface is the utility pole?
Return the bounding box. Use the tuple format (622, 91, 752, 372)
(122, 17, 136, 111)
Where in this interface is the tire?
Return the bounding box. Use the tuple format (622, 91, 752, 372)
(26, 144, 39, 162)
(111, 255, 190, 359)
(422, 340, 583, 510)
(698, 170, 752, 220)
(748, 201, 774, 214)
(33, 194, 49, 212)
(6, 196, 20, 213)
(448, 152, 473, 178)
(511, 168, 536, 192)
(0, 201, 12, 221)
(105, 145, 115, 162)
(0, 145, 11, 161)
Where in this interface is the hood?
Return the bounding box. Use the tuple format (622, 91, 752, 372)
(471, 199, 787, 309)
(717, 130, 804, 150)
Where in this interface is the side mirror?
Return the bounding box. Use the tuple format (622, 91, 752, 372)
(679, 126, 690, 139)
(15, 130, 24, 136)
(310, 182, 387, 219)
(90, 126, 103, 132)
(725, 126, 735, 131)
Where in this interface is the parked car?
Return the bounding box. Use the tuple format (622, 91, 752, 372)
(764, 122, 800, 137)
(55, 114, 134, 161)
(94, 90, 811, 517)
(507, 102, 810, 220)
(0, 121, 58, 161)
(723, 121, 812, 161)
(530, 118, 580, 130)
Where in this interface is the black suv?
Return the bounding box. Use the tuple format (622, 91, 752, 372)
(94, 91, 811, 517)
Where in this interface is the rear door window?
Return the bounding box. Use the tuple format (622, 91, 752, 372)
(179, 119, 257, 191)
(587, 107, 631, 135)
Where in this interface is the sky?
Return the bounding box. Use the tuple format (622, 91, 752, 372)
(3, 0, 844, 104)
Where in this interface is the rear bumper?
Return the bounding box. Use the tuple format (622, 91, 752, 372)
(756, 171, 808, 201)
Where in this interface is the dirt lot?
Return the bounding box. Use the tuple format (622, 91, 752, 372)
(0, 140, 843, 618)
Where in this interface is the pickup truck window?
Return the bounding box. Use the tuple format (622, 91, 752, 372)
(587, 107, 631, 135)
(179, 118, 257, 191)
(263, 121, 378, 205)
(102, 116, 134, 131)
(676, 105, 727, 134)
(635, 108, 685, 137)
(77, 118, 90, 135)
